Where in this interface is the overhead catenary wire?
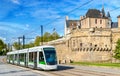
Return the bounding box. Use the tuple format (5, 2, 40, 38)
(109, 7, 120, 12)
(11, 0, 120, 43)
(44, 0, 94, 26)
(20, 0, 94, 36)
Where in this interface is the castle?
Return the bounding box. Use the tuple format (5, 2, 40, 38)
(47, 7, 120, 63)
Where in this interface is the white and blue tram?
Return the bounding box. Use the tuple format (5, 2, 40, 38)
(7, 45, 58, 70)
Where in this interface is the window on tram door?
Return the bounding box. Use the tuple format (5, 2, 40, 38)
(7, 55, 10, 60)
(39, 52, 45, 64)
(19, 53, 24, 62)
(29, 52, 33, 63)
(15, 54, 17, 61)
(10, 55, 13, 60)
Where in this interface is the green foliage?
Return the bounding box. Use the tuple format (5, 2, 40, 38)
(13, 42, 21, 50)
(52, 32, 60, 40)
(114, 39, 120, 60)
(0, 39, 7, 55)
(0, 39, 5, 50)
(34, 36, 41, 46)
(13, 42, 34, 50)
(34, 32, 60, 46)
(71, 62, 120, 67)
(12, 32, 60, 49)
(43, 32, 51, 42)
(25, 42, 34, 48)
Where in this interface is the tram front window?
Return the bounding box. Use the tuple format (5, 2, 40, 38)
(44, 48, 57, 65)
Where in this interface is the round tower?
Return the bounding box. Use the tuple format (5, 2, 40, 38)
(117, 15, 120, 28)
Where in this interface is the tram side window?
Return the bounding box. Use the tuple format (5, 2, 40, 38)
(29, 52, 33, 62)
(19, 53, 24, 62)
(10, 55, 13, 60)
(39, 52, 44, 61)
(7, 55, 9, 60)
(15, 54, 17, 61)
(7, 55, 10, 60)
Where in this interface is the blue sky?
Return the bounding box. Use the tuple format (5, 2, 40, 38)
(0, 0, 120, 44)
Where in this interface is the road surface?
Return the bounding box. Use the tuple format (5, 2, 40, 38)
(0, 56, 120, 76)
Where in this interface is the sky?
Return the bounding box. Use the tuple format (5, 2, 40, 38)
(0, 0, 120, 44)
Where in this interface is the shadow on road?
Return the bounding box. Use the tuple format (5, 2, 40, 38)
(56, 65, 74, 71)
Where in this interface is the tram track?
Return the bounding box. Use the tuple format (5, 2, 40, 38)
(46, 66, 120, 76)
(1, 61, 120, 76)
(48, 72, 79, 76)
(66, 68, 120, 76)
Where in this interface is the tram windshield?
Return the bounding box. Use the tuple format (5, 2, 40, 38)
(44, 48, 57, 65)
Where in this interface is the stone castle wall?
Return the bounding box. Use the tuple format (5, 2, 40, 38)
(47, 28, 120, 63)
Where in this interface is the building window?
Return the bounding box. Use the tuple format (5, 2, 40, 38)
(80, 43, 82, 47)
(95, 44, 97, 47)
(73, 40, 75, 47)
(68, 40, 69, 47)
(95, 19, 97, 24)
(90, 43, 92, 46)
(100, 20, 102, 24)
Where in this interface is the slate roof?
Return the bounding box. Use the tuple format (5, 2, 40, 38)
(86, 9, 108, 18)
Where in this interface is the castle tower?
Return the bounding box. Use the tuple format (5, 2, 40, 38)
(64, 16, 69, 37)
(101, 6, 105, 17)
(117, 15, 120, 28)
(107, 11, 112, 28)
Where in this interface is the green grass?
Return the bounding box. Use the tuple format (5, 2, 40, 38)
(70, 62, 120, 68)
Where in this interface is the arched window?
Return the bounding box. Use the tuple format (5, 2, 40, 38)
(100, 20, 102, 24)
(73, 40, 75, 47)
(95, 19, 97, 24)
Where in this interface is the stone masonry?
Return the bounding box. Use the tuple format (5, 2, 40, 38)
(47, 8, 120, 63)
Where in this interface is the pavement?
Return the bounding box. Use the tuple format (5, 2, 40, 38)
(1, 56, 120, 76)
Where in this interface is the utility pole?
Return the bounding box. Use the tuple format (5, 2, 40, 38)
(18, 37, 21, 50)
(23, 35, 25, 49)
(41, 25, 43, 45)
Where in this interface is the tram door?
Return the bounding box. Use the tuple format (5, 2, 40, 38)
(33, 52, 37, 69)
(24, 53, 27, 67)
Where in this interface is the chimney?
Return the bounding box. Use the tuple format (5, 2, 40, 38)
(117, 15, 120, 28)
(66, 16, 69, 20)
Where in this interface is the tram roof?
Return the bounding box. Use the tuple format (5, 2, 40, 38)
(7, 45, 55, 54)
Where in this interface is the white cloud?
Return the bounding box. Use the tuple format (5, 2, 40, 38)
(0, 37, 6, 41)
(26, 24, 30, 28)
(11, 0, 20, 5)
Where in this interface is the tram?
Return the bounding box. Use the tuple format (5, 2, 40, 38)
(7, 45, 58, 70)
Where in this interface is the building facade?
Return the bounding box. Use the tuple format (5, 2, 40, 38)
(47, 7, 120, 63)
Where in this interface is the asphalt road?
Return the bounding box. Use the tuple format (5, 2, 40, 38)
(1, 56, 120, 76)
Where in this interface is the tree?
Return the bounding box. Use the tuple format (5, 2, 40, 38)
(52, 32, 60, 40)
(25, 42, 34, 48)
(13, 42, 21, 50)
(114, 39, 120, 60)
(34, 36, 41, 46)
(43, 32, 51, 42)
(34, 32, 60, 46)
(0, 39, 6, 55)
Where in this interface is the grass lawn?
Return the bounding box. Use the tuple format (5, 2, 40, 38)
(70, 62, 120, 68)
